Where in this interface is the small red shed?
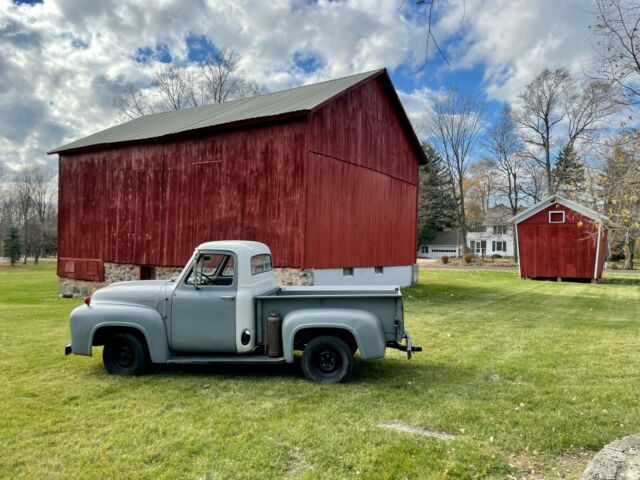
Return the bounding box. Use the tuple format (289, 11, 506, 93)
(513, 195, 607, 281)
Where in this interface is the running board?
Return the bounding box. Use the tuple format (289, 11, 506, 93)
(166, 355, 287, 365)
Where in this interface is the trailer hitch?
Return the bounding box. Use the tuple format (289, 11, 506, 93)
(387, 332, 422, 359)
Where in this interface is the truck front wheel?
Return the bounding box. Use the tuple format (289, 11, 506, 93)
(301, 335, 354, 383)
(102, 333, 147, 376)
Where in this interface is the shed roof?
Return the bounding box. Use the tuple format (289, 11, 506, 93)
(511, 195, 606, 224)
(49, 68, 425, 162)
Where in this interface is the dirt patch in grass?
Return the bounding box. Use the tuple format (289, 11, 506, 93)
(377, 420, 456, 440)
(283, 446, 312, 477)
(508, 449, 593, 479)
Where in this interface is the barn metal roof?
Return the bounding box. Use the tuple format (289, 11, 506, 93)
(511, 195, 607, 224)
(49, 68, 412, 155)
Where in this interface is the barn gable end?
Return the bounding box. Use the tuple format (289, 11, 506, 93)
(303, 75, 421, 269)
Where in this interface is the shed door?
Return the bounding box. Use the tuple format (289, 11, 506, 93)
(170, 252, 237, 353)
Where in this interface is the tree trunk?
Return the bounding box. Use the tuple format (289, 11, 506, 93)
(458, 178, 468, 254)
(623, 237, 635, 270)
(22, 213, 28, 265)
(512, 227, 519, 262)
(545, 136, 553, 194)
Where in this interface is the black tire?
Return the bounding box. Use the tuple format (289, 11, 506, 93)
(301, 335, 354, 383)
(102, 333, 147, 376)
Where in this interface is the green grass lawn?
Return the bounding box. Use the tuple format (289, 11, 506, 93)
(1, 264, 639, 479)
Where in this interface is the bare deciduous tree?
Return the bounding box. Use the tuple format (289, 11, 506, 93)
(467, 158, 497, 216)
(519, 158, 547, 204)
(31, 167, 53, 265)
(601, 134, 640, 269)
(591, 0, 640, 106)
(423, 87, 485, 251)
(14, 161, 36, 264)
(485, 106, 525, 260)
(512, 68, 571, 193)
(114, 50, 264, 120)
(513, 67, 618, 194)
(114, 83, 155, 120)
(200, 50, 264, 103)
(152, 62, 199, 112)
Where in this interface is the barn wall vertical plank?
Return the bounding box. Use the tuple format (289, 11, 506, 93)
(304, 76, 421, 268)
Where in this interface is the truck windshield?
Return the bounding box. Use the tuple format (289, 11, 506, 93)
(186, 254, 235, 286)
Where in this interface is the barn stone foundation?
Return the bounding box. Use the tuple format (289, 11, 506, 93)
(273, 268, 315, 286)
(58, 263, 314, 297)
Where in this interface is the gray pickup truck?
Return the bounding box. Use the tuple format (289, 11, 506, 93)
(65, 241, 420, 382)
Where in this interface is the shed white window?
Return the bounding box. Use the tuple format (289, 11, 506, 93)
(549, 211, 565, 223)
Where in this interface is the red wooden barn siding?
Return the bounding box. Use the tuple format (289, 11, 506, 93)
(159, 121, 306, 267)
(303, 76, 420, 268)
(517, 204, 604, 279)
(58, 120, 307, 279)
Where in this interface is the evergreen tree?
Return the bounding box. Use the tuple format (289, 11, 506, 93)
(417, 144, 458, 243)
(554, 144, 585, 198)
(3, 227, 22, 266)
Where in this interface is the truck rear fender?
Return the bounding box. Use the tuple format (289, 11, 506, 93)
(281, 308, 386, 363)
(70, 304, 170, 363)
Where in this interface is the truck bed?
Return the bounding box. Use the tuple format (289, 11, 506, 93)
(254, 285, 404, 346)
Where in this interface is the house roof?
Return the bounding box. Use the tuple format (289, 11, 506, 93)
(511, 194, 607, 224)
(422, 230, 463, 246)
(48, 68, 426, 163)
(483, 205, 512, 226)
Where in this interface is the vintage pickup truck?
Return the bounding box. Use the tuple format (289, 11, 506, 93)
(65, 241, 420, 382)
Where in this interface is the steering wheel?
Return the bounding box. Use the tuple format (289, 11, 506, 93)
(194, 271, 214, 285)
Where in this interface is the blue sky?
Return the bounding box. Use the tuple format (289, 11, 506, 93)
(0, 0, 604, 171)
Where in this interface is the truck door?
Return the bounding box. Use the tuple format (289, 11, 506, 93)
(170, 252, 237, 353)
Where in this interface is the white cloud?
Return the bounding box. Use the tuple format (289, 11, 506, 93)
(435, 0, 598, 101)
(397, 86, 434, 133)
(0, 0, 426, 170)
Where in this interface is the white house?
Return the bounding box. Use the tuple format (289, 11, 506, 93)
(467, 205, 515, 257)
(418, 206, 516, 259)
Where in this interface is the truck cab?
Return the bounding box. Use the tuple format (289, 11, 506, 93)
(66, 241, 420, 383)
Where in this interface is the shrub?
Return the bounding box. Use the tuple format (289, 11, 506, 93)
(608, 262, 619, 270)
(441, 255, 450, 264)
(492, 254, 502, 259)
(464, 253, 473, 264)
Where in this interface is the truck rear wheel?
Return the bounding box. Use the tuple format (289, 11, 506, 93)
(102, 333, 147, 376)
(301, 335, 353, 383)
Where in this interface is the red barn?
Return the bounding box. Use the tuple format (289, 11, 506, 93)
(48, 69, 426, 296)
(513, 195, 607, 282)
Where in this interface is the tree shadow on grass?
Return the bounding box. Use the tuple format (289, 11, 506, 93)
(601, 277, 640, 286)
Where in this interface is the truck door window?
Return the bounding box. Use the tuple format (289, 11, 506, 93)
(186, 254, 235, 286)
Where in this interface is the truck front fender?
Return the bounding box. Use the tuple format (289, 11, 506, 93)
(70, 303, 170, 363)
(281, 308, 386, 363)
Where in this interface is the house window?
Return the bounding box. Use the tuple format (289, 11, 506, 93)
(470, 241, 486, 255)
(374, 266, 384, 275)
(140, 265, 156, 280)
(343, 267, 354, 277)
(493, 225, 507, 235)
(492, 241, 507, 252)
(549, 211, 565, 223)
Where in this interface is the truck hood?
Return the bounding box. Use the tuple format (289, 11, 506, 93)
(91, 280, 169, 309)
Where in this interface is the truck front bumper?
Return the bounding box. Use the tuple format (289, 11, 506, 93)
(387, 332, 422, 359)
